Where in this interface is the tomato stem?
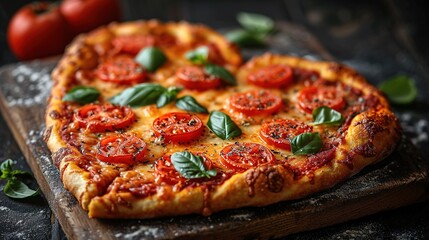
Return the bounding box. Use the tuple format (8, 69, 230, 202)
(31, 2, 56, 15)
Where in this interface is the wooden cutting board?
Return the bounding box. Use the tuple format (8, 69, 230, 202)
(0, 22, 428, 240)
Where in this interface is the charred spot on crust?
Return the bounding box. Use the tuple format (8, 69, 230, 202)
(246, 166, 284, 196)
(71, 154, 97, 171)
(353, 111, 401, 140)
(340, 153, 355, 170)
(341, 142, 378, 170)
(266, 168, 284, 193)
(49, 110, 62, 120)
(327, 63, 343, 73)
(43, 126, 53, 142)
(52, 147, 74, 168)
(343, 111, 401, 168)
(353, 118, 386, 140)
(354, 142, 377, 157)
(246, 167, 262, 197)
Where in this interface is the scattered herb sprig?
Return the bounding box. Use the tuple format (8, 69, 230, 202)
(379, 75, 417, 105)
(226, 12, 275, 48)
(0, 159, 38, 199)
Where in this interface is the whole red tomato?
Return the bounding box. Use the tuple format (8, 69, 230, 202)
(60, 0, 122, 35)
(7, 2, 72, 61)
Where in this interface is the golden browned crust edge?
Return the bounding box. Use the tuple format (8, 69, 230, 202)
(45, 36, 100, 210)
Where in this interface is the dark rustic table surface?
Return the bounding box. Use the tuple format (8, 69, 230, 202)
(1, 0, 429, 239)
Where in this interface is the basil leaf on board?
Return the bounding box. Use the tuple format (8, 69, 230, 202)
(176, 95, 209, 113)
(312, 106, 344, 125)
(237, 12, 274, 35)
(0, 159, 13, 173)
(207, 111, 242, 140)
(0, 159, 14, 180)
(225, 29, 265, 48)
(379, 75, 417, 105)
(1, 159, 39, 199)
(156, 87, 182, 108)
(135, 47, 167, 72)
(62, 86, 100, 104)
(4, 180, 38, 199)
(171, 152, 217, 179)
(185, 46, 209, 65)
(204, 64, 236, 85)
(109, 83, 166, 107)
(290, 132, 322, 155)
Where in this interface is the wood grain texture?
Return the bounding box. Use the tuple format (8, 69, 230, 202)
(0, 22, 428, 240)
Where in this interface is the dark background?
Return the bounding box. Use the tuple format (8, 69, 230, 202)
(1, 0, 429, 239)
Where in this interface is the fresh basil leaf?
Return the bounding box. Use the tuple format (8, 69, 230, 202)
(109, 83, 166, 107)
(62, 86, 100, 104)
(204, 64, 236, 85)
(290, 132, 322, 155)
(185, 46, 209, 65)
(0, 159, 13, 173)
(135, 47, 167, 72)
(313, 106, 344, 125)
(4, 180, 38, 199)
(176, 95, 209, 113)
(0, 159, 15, 180)
(379, 75, 417, 105)
(237, 12, 274, 35)
(207, 111, 242, 140)
(225, 29, 265, 48)
(156, 87, 182, 108)
(171, 152, 217, 179)
(0, 159, 14, 180)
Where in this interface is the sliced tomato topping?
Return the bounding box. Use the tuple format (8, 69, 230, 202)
(260, 119, 313, 150)
(176, 65, 221, 91)
(297, 86, 346, 113)
(154, 155, 185, 185)
(112, 35, 156, 55)
(228, 90, 283, 116)
(74, 103, 135, 132)
(220, 142, 276, 172)
(96, 134, 147, 164)
(152, 112, 204, 143)
(247, 65, 293, 88)
(95, 55, 148, 84)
